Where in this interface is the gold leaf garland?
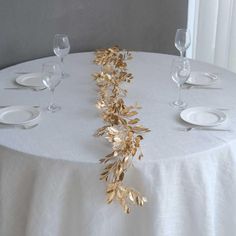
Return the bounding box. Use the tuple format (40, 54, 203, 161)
(93, 46, 150, 213)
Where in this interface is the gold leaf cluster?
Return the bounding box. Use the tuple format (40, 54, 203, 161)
(93, 46, 150, 214)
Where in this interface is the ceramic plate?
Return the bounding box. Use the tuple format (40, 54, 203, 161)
(16, 73, 45, 88)
(180, 107, 226, 127)
(0, 106, 41, 125)
(186, 71, 218, 86)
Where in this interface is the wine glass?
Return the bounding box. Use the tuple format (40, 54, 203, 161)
(175, 29, 191, 57)
(171, 58, 191, 109)
(42, 62, 62, 112)
(53, 34, 70, 77)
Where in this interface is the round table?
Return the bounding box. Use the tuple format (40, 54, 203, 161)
(1, 52, 236, 236)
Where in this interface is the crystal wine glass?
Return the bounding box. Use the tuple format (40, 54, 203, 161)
(171, 58, 191, 109)
(53, 34, 70, 77)
(175, 29, 191, 57)
(42, 62, 62, 112)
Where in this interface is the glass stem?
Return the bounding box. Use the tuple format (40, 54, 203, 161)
(50, 89, 55, 108)
(60, 57, 64, 76)
(180, 51, 184, 58)
(177, 85, 182, 105)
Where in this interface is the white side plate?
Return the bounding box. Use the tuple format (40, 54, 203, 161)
(180, 107, 226, 127)
(16, 73, 45, 88)
(0, 106, 41, 125)
(186, 72, 218, 86)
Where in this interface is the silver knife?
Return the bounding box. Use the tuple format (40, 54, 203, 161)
(0, 105, 40, 108)
(4, 87, 46, 91)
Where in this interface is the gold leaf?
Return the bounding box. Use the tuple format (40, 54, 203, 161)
(137, 135, 144, 140)
(100, 171, 108, 176)
(114, 151, 119, 157)
(128, 118, 140, 124)
(123, 156, 130, 163)
(117, 189, 123, 198)
(135, 196, 140, 205)
(107, 126, 119, 134)
(105, 152, 115, 158)
(125, 111, 138, 117)
(129, 192, 135, 202)
(138, 153, 144, 160)
(106, 189, 114, 194)
(107, 191, 116, 204)
(114, 136, 122, 142)
(132, 126, 150, 133)
(119, 119, 127, 125)
(131, 148, 137, 156)
(122, 203, 130, 214)
(119, 172, 124, 181)
(142, 197, 147, 203)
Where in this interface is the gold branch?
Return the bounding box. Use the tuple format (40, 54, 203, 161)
(93, 46, 150, 213)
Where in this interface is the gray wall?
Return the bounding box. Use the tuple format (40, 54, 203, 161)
(0, 0, 188, 69)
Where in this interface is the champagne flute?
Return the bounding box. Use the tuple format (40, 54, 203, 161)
(175, 29, 191, 57)
(53, 34, 70, 77)
(171, 58, 191, 109)
(42, 62, 62, 112)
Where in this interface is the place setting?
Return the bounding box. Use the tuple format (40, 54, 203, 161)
(4, 72, 47, 91)
(184, 71, 221, 90)
(171, 66, 229, 132)
(0, 105, 41, 129)
(0, 34, 70, 130)
(178, 106, 231, 132)
(0, 72, 45, 129)
(175, 29, 222, 91)
(170, 44, 230, 132)
(177, 71, 225, 132)
(0, 61, 64, 129)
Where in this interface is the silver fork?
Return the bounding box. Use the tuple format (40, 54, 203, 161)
(0, 123, 39, 129)
(22, 124, 39, 129)
(15, 71, 31, 74)
(179, 127, 232, 132)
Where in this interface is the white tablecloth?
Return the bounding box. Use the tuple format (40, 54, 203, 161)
(1, 52, 236, 236)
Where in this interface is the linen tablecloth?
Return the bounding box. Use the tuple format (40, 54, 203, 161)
(1, 52, 236, 236)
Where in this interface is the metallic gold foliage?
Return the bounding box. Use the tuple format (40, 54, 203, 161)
(93, 46, 150, 213)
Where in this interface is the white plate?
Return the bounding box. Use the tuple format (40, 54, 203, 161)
(0, 106, 41, 125)
(180, 107, 226, 127)
(186, 71, 218, 86)
(16, 73, 45, 88)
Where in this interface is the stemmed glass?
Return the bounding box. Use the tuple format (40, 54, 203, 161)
(53, 34, 70, 77)
(42, 62, 62, 112)
(175, 29, 191, 57)
(171, 58, 191, 109)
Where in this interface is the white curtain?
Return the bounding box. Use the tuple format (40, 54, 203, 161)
(188, 0, 236, 72)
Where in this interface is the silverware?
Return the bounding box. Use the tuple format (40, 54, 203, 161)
(211, 72, 220, 76)
(0, 105, 40, 108)
(217, 108, 230, 111)
(179, 127, 231, 132)
(4, 87, 46, 91)
(184, 85, 222, 90)
(15, 72, 31, 74)
(22, 124, 39, 129)
(0, 123, 39, 129)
